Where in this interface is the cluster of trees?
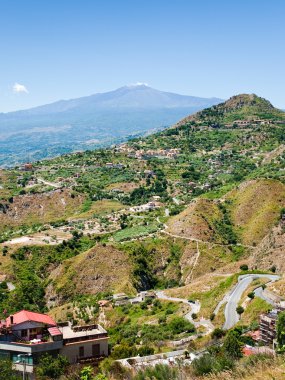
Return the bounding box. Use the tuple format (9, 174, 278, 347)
(213, 202, 238, 244)
(109, 314, 195, 357)
(192, 328, 244, 376)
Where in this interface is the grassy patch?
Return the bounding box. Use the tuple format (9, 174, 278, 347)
(74, 199, 124, 219)
(238, 297, 272, 326)
(113, 224, 158, 242)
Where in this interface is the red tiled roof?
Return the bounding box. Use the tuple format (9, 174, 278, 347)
(242, 346, 254, 356)
(48, 327, 62, 336)
(6, 310, 56, 327)
(247, 330, 260, 341)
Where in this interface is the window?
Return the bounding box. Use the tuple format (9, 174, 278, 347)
(12, 353, 33, 365)
(79, 346, 84, 357)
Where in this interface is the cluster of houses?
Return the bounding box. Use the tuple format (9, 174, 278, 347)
(224, 119, 280, 128)
(259, 303, 285, 348)
(20, 163, 34, 172)
(115, 144, 180, 160)
(112, 291, 156, 306)
(244, 303, 285, 351)
(0, 310, 109, 379)
(129, 201, 161, 213)
(105, 162, 125, 169)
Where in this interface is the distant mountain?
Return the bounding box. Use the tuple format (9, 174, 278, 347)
(0, 84, 222, 167)
(176, 94, 285, 127)
(1, 84, 222, 117)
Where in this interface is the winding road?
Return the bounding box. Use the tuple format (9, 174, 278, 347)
(155, 290, 214, 334)
(222, 274, 280, 330)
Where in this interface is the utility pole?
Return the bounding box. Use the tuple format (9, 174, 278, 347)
(17, 354, 31, 380)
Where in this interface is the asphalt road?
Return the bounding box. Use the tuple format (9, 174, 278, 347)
(223, 274, 280, 330)
(155, 290, 214, 334)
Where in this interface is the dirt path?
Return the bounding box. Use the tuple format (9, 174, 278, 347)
(161, 228, 254, 249)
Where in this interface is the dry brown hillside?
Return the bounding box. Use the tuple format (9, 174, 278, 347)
(46, 245, 135, 306)
(252, 222, 285, 273)
(0, 189, 85, 231)
(167, 198, 224, 243)
(226, 179, 285, 245)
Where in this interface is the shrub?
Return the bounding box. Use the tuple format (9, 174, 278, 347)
(36, 354, 68, 379)
(211, 328, 225, 340)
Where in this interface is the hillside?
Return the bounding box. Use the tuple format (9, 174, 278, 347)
(46, 245, 135, 306)
(166, 179, 285, 247)
(167, 198, 226, 243)
(176, 93, 285, 127)
(225, 179, 285, 245)
(1, 93, 285, 356)
(0, 189, 85, 233)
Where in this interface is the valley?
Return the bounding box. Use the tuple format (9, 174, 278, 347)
(1, 93, 285, 378)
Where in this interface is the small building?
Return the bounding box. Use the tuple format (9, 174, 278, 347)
(0, 310, 108, 379)
(259, 310, 278, 346)
(113, 293, 129, 306)
(98, 300, 112, 309)
(139, 291, 157, 302)
(22, 163, 33, 171)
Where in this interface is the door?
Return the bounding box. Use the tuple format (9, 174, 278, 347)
(92, 344, 100, 357)
(79, 346, 84, 358)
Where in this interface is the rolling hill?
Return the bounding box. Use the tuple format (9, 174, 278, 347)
(176, 93, 285, 127)
(1, 93, 285, 341)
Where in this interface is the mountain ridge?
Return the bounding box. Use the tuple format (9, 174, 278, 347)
(0, 84, 223, 116)
(0, 85, 223, 167)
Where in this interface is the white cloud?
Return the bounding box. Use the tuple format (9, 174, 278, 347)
(13, 82, 29, 94)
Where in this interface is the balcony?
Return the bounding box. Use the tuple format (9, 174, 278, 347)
(0, 339, 63, 353)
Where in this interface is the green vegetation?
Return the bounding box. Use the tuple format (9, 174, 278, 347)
(105, 300, 194, 355)
(0, 359, 20, 380)
(0, 94, 285, 367)
(36, 353, 68, 379)
(134, 364, 178, 380)
(113, 223, 159, 242)
(276, 311, 285, 351)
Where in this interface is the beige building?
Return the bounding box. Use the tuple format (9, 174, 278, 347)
(0, 310, 108, 379)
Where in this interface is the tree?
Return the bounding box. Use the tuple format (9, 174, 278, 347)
(239, 264, 248, 271)
(236, 306, 244, 317)
(211, 328, 225, 340)
(277, 311, 285, 349)
(0, 359, 19, 380)
(223, 331, 242, 359)
(247, 292, 255, 300)
(36, 354, 68, 379)
(192, 354, 215, 376)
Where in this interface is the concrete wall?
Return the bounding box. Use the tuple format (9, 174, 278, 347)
(60, 338, 108, 364)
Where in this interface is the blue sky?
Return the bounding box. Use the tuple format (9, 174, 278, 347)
(0, 0, 284, 112)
